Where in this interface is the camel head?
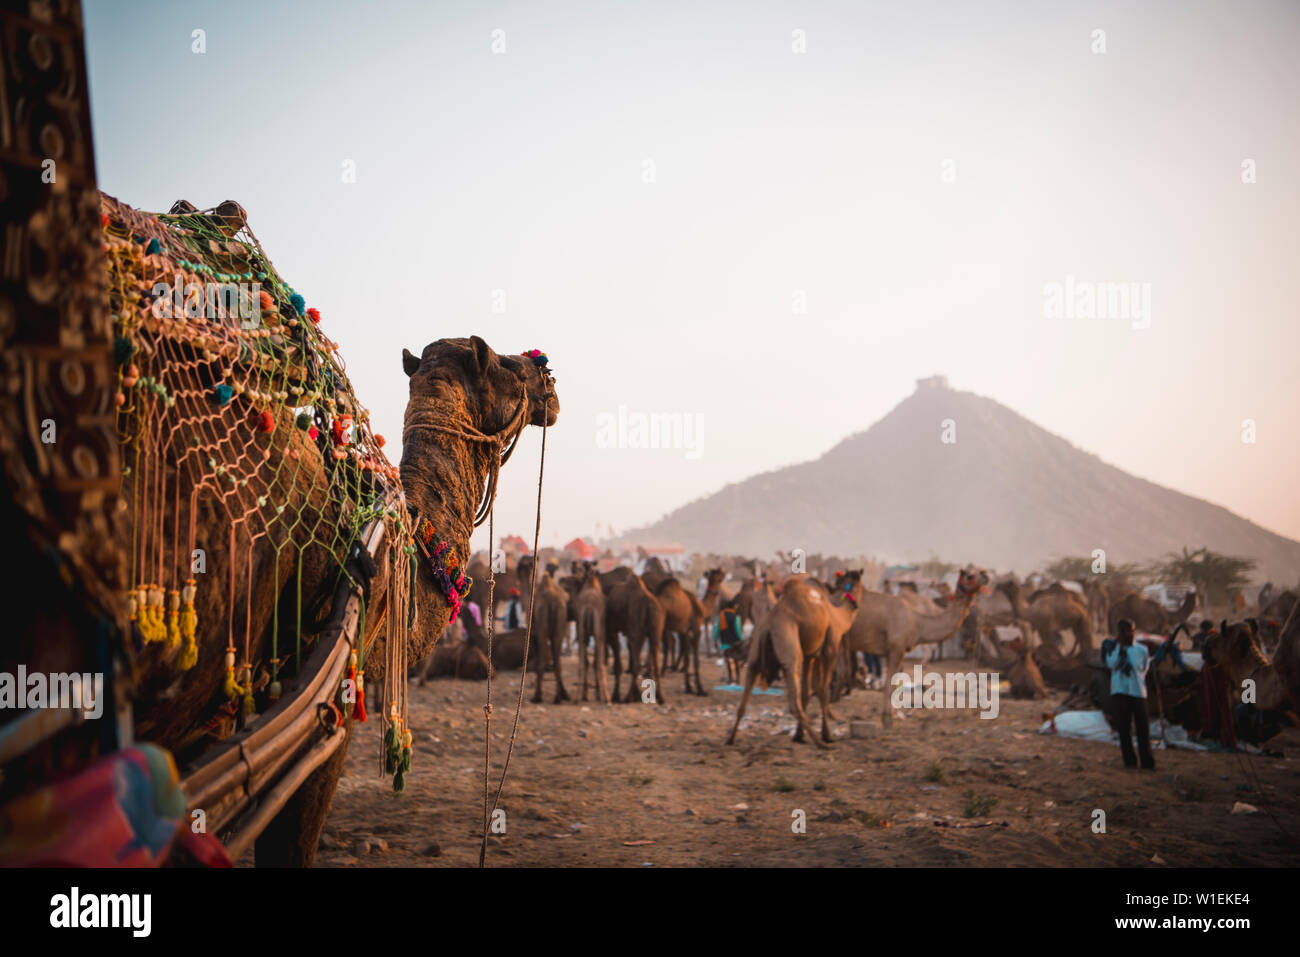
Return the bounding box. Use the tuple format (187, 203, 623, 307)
(704, 567, 726, 591)
(401, 336, 558, 432)
(575, 559, 601, 589)
(1204, 619, 1295, 715)
(1203, 619, 1257, 673)
(956, 567, 991, 601)
(827, 569, 866, 603)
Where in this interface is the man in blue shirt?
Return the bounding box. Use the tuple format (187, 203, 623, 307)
(1104, 618, 1155, 770)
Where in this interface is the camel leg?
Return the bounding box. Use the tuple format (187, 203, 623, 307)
(623, 635, 640, 703)
(678, 631, 694, 695)
(692, 632, 706, 695)
(596, 625, 610, 704)
(782, 645, 828, 749)
(724, 654, 760, 745)
(648, 627, 667, 705)
(531, 639, 545, 704)
(881, 651, 905, 726)
(608, 633, 624, 704)
(815, 651, 835, 743)
(554, 634, 570, 703)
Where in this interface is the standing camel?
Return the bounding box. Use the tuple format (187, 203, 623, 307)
(698, 567, 728, 655)
(651, 577, 708, 696)
(516, 555, 571, 703)
(1000, 579, 1095, 652)
(569, 561, 610, 703)
(1107, 590, 1196, 637)
(600, 568, 667, 704)
(838, 568, 990, 726)
(725, 571, 865, 749)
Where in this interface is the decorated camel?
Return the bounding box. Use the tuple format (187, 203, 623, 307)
(1201, 619, 1300, 743)
(4, 188, 561, 866)
(725, 571, 865, 749)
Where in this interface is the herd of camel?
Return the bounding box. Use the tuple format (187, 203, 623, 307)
(414, 550, 1300, 751)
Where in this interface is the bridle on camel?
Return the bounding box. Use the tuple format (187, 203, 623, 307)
(399, 351, 553, 868)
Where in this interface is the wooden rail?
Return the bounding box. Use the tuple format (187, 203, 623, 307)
(180, 518, 387, 858)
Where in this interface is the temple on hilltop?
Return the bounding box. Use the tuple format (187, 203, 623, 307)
(916, 374, 949, 390)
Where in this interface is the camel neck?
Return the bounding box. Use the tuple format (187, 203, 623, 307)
(399, 420, 494, 567)
(1003, 585, 1030, 618)
(916, 596, 971, 642)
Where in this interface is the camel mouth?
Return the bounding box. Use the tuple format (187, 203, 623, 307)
(523, 375, 559, 427)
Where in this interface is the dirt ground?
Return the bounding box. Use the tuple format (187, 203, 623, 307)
(321, 654, 1300, 867)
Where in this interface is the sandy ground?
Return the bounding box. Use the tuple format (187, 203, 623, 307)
(321, 654, 1300, 867)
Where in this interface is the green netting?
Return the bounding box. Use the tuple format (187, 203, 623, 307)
(101, 194, 412, 779)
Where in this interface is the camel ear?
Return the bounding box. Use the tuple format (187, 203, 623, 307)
(469, 335, 492, 372)
(402, 348, 421, 376)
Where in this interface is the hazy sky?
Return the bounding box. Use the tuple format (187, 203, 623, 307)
(84, 0, 1299, 557)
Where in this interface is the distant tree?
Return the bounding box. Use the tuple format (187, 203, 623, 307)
(916, 556, 957, 580)
(1044, 555, 1148, 584)
(1155, 547, 1256, 608)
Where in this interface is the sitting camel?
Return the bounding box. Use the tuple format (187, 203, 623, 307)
(1204, 620, 1299, 720)
(415, 638, 492, 682)
(725, 571, 864, 749)
(1006, 637, 1049, 699)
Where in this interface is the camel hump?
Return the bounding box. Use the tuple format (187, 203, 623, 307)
(653, 576, 681, 597)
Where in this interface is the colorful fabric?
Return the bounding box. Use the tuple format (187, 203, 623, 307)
(413, 521, 470, 621)
(0, 744, 230, 867)
(715, 609, 743, 648)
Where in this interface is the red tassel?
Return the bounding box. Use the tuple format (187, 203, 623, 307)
(351, 665, 367, 721)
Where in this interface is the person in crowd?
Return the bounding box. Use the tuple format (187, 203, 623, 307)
(1103, 618, 1155, 770)
(505, 587, 523, 630)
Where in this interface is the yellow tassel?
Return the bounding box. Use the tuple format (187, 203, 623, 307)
(165, 589, 181, 650)
(223, 650, 241, 699)
(178, 580, 198, 669)
(142, 585, 166, 643)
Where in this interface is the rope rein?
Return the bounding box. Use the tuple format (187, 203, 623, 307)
(402, 390, 528, 528)
(480, 419, 546, 866)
